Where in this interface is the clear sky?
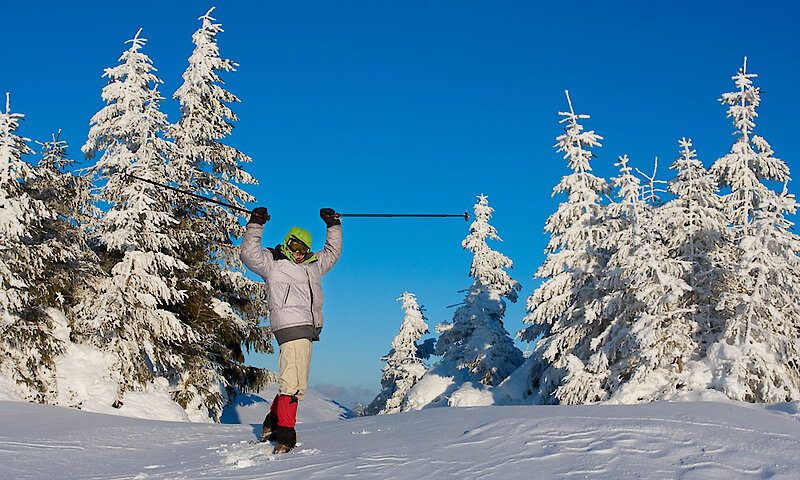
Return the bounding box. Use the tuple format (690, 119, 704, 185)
(2, 1, 798, 405)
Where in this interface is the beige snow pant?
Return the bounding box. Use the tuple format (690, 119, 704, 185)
(278, 338, 313, 401)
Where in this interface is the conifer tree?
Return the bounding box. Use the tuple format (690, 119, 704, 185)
(591, 139, 729, 403)
(365, 292, 431, 415)
(710, 58, 789, 231)
(597, 142, 729, 403)
(661, 139, 728, 359)
(711, 190, 800, 401)
(77, 30, 195, 408)
(607, 201, 694, 402)
(545, 149, 695, 404)
(171, 7, 256, 247)
(518, 92, 612, 404)
(708, 59, 800, 402)
(599, 155, 646, 305)
(434, 194, 523, 387)
(553, 155, 646, 404)
(0, 93, 60, 401)
(29, 132, 98, 315)
(168, 7, 271, 418)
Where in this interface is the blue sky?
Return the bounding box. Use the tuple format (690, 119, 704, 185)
(2, 1, 798, 405)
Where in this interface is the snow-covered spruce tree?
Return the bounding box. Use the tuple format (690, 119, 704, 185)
(710, 58, 789, 230)
(707, 58, 800, 402)
(435, 194, 523, 385)
(365, 292, 432, 415)
(712, 191, 800, 401)
(605, 193, 694, 403)
(171, 6, 256, 245)
(28, 132, 99, 317)
(0, 93, 60, 401)
(406, 195, 522, 409)
(517, 92, 612, 405)
(572, 142, 723, 404)
(554, 154, 647, 404)
(171, 6, 256, 247)
(660, 139, 728, 361)
(168, 8, 271, 418)
(597, 154, 646, 322)
(77, 30, 198, 410)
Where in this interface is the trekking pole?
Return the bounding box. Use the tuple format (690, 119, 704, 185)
(126, 174, 252, 214)
(335, 212, 470, 221)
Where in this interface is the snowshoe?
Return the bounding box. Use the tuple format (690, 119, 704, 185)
(273, 443, 293, 454)
(270, 424, 298, 453)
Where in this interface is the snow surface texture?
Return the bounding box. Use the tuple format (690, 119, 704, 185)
(2, 398, 799, 479)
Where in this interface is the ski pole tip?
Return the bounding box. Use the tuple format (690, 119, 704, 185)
(464, 211, 470, 222)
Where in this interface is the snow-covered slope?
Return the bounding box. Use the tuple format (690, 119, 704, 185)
(2, 399, 800, 479)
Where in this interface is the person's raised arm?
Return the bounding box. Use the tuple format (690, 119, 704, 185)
(240, 207, 273, 277)
(318, 208, 342, 275)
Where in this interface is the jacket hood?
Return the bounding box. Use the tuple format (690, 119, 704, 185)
(284, 227, 312, 249)
(282, 227, 316, 264)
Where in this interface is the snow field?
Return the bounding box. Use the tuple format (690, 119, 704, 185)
(2, 399, 799, 479)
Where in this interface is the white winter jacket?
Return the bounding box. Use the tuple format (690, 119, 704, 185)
(240, 223, 342, 335)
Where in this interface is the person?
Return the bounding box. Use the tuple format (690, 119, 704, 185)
(240, 206, 342, 453)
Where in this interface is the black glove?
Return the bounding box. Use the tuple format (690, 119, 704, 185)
(248, 207, 270, 225)
(320, 208, 340, 227)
